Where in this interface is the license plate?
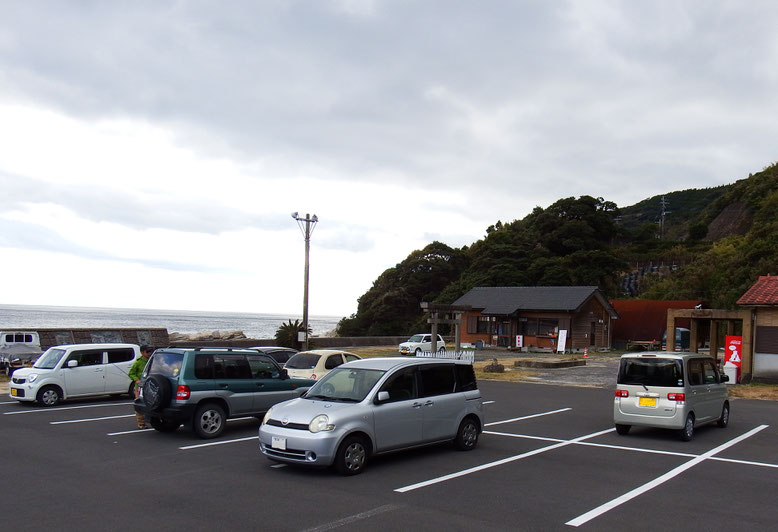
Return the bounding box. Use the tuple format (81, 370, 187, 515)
(638, 397, 656, 407)
(10, 388, 17, 397)
(271, 436, 287, 450)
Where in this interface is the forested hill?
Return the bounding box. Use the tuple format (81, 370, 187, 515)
(336, 162, 778, 337)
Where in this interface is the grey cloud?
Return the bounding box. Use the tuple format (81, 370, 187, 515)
(1, 1, 776, 211)
(0, 217, 242, 274)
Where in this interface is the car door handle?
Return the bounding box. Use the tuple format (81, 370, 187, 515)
(412, 402, 422, 409)
(256, 383, 265, 388)
(424, 400, 434, 406)
(219, 383, 228, 388)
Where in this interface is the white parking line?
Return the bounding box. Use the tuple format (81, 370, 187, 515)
(180, 436, 258, 450)
(107, 428, 155, 435)
(394, 427, 614, 493)
(565, 424, 769, 527)
(485, 407, 571, 427)
(51, 414, 135, 424)
(4, 402, 133, 415)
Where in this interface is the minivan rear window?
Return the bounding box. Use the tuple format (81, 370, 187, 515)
(286, 353, 320, 369)
(618, 358, 683, 387)
(146, 352, 184, 378)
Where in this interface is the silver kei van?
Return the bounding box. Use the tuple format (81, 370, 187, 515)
(614, 352, 730, 441)
(259, 357, 483, 475)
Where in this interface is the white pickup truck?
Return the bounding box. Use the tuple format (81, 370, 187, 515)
(398, 334, 446, 356)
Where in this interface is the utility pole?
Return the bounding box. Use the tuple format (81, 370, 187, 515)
(658, 196, 670, 239)
(291, 212, 318, 350)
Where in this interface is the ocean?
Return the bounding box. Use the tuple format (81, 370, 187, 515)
(0, 304, 342, 340)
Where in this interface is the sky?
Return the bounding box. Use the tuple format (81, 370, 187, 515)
(1, 1, 777, 319)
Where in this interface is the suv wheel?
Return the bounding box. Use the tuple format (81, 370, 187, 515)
(335, 435, 368, 475)
(414, 348, 421, 356)
(193, 403, 226, 439)
(143, 375, 172, 412)
(454, 417, 479, 451)
(36, 385, 62, 407)
(150, 417, 181, 433)
(679, 413, 695, 441)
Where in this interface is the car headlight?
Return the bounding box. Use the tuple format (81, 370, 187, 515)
(28, 374, 38, 383)
(262, 408, 273, 425)
(309, 414, 334, 433)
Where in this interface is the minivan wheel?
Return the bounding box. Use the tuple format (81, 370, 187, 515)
(335, 436, 368, 475)
(193, 403, 226, 439)
(717, 402, 730, 428)
(615, 424, 631, 435)
(36, 385, 61, 407)
(679, 413, 695, 441)
(454, 418, 479, 451)
(150, 417, 181, 433)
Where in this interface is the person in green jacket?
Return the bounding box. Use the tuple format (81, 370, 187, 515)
(129, 345, 153, 429)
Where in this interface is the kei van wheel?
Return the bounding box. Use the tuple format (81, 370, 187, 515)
(36, 385, 62, 407)
(193, 403, 226, 439)
(615, 424, 631, 435)
(414, 348, 422, 356)
(717, 402, 730, 428)
(454, 417, 479, 451)
(335, 436, 368, 475)
(679, 413, 695, 441)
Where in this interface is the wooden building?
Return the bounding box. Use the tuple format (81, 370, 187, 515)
(452, 286, 619, 351)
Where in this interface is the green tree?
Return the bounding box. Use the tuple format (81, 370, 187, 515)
(275, 319, 311, 350)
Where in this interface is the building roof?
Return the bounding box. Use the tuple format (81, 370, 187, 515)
(737, 275, 778, 306)
(452, 286, 619, 318)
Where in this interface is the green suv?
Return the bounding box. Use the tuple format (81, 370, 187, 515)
(134, 347, 315, 439)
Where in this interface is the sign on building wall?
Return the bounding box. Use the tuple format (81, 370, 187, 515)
(516, 335, 523, 348)
(556, 330, 568, 354)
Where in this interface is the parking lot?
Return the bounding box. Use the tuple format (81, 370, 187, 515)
(1, 380, 777, 531)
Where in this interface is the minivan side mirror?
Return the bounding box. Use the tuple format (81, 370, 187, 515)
(67, 359, 78, 368)
(376, 391, 390, 403)
(280, 368, 289, 379)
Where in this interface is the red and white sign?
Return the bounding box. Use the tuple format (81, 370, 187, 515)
(725, 335, 742, 381)
(515, 335, 523, 348)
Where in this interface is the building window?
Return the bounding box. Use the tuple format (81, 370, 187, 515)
(520, 318, 559, 337)
(477, 317, 491, 334)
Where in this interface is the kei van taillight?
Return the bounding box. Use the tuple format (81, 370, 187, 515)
(176, 385, 191, 400)
(667, 393, 685, 401)
(615, 390, 629, 398)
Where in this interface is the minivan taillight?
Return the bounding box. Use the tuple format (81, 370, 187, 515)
(176, 385, 190, 400)
(615, 390, 629, 398)
(667, 393, 685, 402)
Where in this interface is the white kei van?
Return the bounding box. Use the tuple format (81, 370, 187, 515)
(9, 343, 141, 406)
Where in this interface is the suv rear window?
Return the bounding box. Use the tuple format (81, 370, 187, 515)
(618, 357, 683, 387)
(146, 352, 184, 378)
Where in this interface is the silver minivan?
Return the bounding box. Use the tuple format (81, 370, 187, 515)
(259, 357, 483, 475)
(613, 352, 730, 441)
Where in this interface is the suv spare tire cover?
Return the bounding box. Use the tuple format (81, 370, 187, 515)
(143, 375, 172, 411)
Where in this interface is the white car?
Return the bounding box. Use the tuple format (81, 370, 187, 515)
(284, 350, 361, 380)
(399, 334, 446, 356)
(9, 343, 141, 406)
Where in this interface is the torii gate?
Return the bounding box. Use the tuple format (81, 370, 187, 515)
(420, 302, 472, 353)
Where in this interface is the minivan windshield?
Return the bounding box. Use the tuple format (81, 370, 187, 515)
(34, 348, 66, 369)
(305, 368, 385, 402)
(618, 358, 683, 387)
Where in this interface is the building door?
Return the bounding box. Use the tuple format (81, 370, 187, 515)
(590, 322, 596, 346)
